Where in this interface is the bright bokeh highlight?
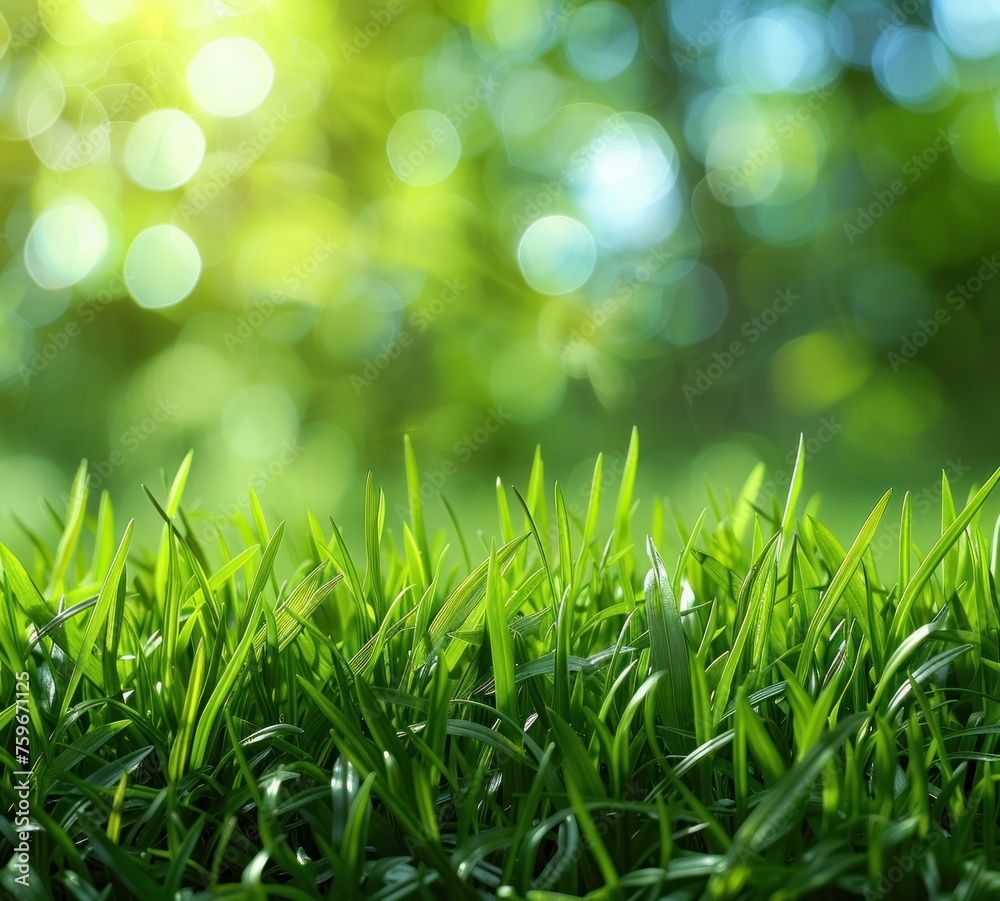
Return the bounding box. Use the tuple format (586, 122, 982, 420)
(187, 37, 275, 117)
(124, 109, 206, 190)
(124, 225, 202, 308)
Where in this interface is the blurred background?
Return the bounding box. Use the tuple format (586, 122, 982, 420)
(2, 0, 1000, 554)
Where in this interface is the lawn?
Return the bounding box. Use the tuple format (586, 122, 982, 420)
(2, 432, 1000, 899)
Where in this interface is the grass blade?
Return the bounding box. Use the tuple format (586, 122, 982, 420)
(644, 538, 692, 746)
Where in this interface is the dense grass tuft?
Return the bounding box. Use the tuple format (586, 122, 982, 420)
(3, 433, 1000, 899)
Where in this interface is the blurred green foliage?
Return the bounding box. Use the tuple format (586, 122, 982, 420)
(2, 0, 1000, 548)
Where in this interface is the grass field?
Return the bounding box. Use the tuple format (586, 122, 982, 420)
(3, 431, 1000, 899)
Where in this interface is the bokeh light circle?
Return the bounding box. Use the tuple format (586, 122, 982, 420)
(682, 88, 756, 164)
(215, 0, 266, 15)
(565, 3, 639, 82)
(488, 0, 564, 58)
(24, 199, 108, 290)
(953, 99, 1000, 183)
(31, 91, 112, 170)
(656, 263, 728, 346)
(187, 37, 274, 117)
(124, 225, 201, 308)
(39, 0, 106, 45)
(0, 47, 66, 140)
(872, 27, 957, 110)
(738, 187, 828, 246)
(668, 0, 745, 47)
(170, 0, 225, 27)
(583, 113, 680, 224)
(221, 384, 299, 459)
(772, 331, 870, 414)
(704, 118, 784, 208)
(78, 0, 146, 24)
(517, 215, 597, 295)
(386, 110, 462, 187)
(720, 7, 837, 93)
(3, 265, 72, 327)
(499, 69, 569, 138)
(124, 109, 206, 190)
(828, 1, 895, 69)
(933, 0, 1000, 60)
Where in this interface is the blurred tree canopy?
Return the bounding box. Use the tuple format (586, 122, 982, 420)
(2, 0, 1000, 544)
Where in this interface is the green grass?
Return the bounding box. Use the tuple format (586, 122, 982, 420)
(3, 432, 1000, 899)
